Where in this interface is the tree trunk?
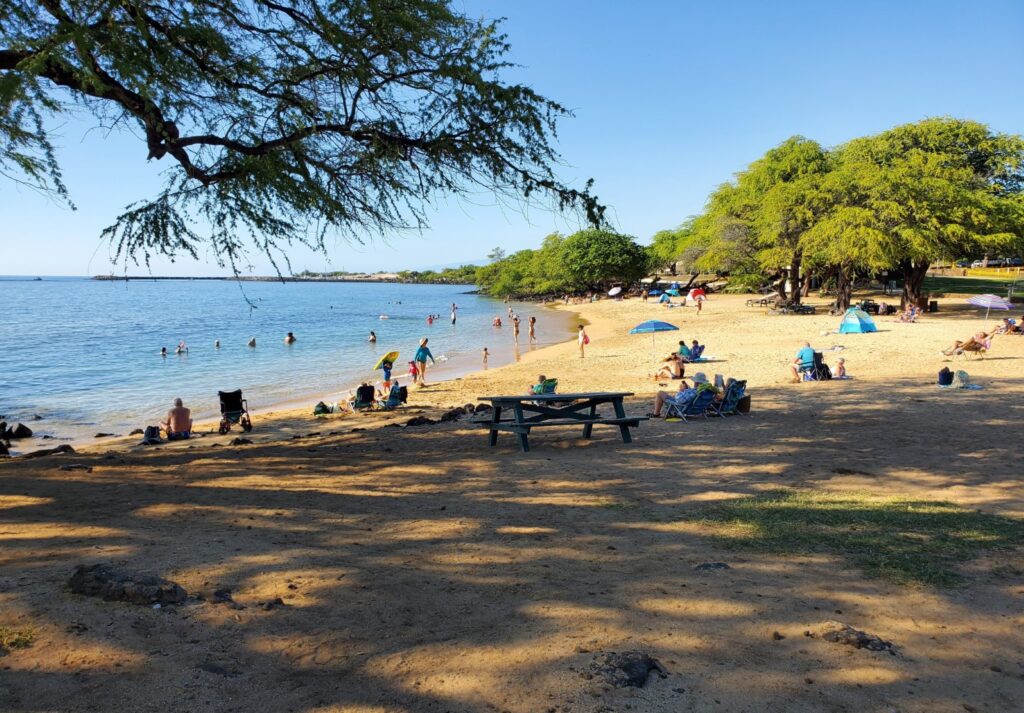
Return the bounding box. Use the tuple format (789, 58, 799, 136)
(774, 273, 788, 302)
(836, 265, 853, 311)
(900, 259, 930, 308)
(801, 272, 812, 298)
(789, 252, 803, 305)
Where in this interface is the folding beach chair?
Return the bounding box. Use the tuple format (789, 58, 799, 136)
(953, 338, 991, 360)
(665, 388, 716, 422)
(711, 380, 747, 417)
(352, 384, 377, 410)
(218, 390, 252, 434)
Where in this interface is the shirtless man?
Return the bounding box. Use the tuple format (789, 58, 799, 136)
(160, 398, 193, 440)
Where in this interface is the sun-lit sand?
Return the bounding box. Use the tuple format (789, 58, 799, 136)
(2, 292, 1023, 712)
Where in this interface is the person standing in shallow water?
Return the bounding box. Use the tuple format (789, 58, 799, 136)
(528, 315, 537, 343)
(414, 337, 435, 386)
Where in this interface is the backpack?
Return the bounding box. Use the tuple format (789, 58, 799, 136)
(140, 425, 162, 445)
(398, 386, 409, 403)
(937, 367, 953, 386)
(313, 401, 330, 415)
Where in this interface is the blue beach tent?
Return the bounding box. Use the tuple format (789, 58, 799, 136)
(838, 308, 877, 334)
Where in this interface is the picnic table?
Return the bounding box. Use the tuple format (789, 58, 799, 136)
(475, 392, 646, 452)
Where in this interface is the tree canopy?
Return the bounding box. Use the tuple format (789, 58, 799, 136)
(664, 118, 1024, 306)
(0, 0, 603, 270)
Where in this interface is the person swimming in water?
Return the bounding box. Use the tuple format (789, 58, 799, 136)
(214, 339, 220, 349)
(368, 331, 377, 343)
(284, 332, 296, 344)
(175, 340, 188, 354)
(160, 346, 167, 357)
(247, 337, 256, 348)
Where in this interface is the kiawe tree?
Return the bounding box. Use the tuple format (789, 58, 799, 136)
(0, 0, 603, 270)
(827, 118, 1024, 307)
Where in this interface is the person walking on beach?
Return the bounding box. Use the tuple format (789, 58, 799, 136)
(528, 316, 537, 343)
(482, 347, 489, 367)
(414, 338, 435, 386)
(578, 325, 589, 358)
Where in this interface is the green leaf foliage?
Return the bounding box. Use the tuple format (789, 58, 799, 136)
(0, 1, 604, 272)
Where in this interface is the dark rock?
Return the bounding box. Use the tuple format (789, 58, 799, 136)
(694, 562, 730, 572)
(57, 464, 93, 473)
(21, 444, 76, 459)
(10, 423, 33, 439)
(198, 661, 240, 677)
(41, 434, 53, 439)
(772, 631, 785, 640)
(474, 403, 493, 413)
(229, 437, 252, 446)
(211, 588, 234, 604)
(94, 433, 115, 438)
(405, 416, 436, 427)
(463, 403, 476, 414)
(816, 621, 897, 654)
(438, 408, 464, 423)
(32, 414, 43, 420)
(0, 442, 8, 457)
(68, 564, 187, 605)
(591, 651, 667, 688)
(129, 429, 144, 436)
(262, 597, 286, 610)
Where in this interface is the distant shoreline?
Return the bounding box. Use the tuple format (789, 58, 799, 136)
(91, 274, 474, 285)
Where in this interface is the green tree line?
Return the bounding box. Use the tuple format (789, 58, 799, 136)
(650, 118, 1024, 308)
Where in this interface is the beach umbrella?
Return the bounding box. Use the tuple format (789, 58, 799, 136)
(665, 288, 680, 296)
(629, 320, 679, 358)
(967, 294, 1013, 319)
(608, 286, 623, 296)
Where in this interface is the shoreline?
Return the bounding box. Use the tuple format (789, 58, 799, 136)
(26, 301, 582, 455)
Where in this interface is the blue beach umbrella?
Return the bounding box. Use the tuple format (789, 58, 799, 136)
(630, 320, 680, 358)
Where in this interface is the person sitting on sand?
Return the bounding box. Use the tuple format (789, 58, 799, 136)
(160, 398, 193, 440)
(676, 340, 691, 360)
(654, 353, 685, 380)
(284, 331, 296, 344)
(530, 374, 549, 395)
(835, 357, 849, 379)
(789, 341, 816, 382)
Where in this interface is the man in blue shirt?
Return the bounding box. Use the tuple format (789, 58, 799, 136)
(789, 341, 816, 382)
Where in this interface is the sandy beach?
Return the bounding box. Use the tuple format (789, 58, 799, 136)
(2, 292, 1023, 712)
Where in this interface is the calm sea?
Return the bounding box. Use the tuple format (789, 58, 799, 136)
(0, 277, 572, 447)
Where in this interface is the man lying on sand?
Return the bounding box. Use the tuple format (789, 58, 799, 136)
(160, 398, 193, 440)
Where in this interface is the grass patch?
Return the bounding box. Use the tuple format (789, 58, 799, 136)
(0, 626, 35, 651)
(687, 490, 1024, 586)
(923, 275, 1021, 297)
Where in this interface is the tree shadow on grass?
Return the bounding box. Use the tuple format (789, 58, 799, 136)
(683, 489, 1024, 586)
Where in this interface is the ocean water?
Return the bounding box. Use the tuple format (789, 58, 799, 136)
(0, 277, 572, 446)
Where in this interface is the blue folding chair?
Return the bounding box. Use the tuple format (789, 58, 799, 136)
(666, 388, 717, 422)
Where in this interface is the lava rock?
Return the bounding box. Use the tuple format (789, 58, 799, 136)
(94, 433, 116, 438)
(816, 621, 897, 654)
(438, 408, 464, 423)
(57, 464, 93, 472)
(68, 564, 187, 605)
(129, 429, 144, 436)
(694, 562, 731, 572)
(591, 651, 667, 688)
(405, 416, 436, 427)
(474, 403, 493, 413)
(0, 441, 8, 457)
(229, 437, 253, 446)
(21, 444, 76, 459)
(10, 423, 33, 439)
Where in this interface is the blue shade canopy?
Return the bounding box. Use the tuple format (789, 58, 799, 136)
(629, 320, 680, 334)
(665, 289, 680, 296)
(838, 308, 877, 334)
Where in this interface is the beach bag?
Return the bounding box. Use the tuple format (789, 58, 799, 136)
(953, 370, 970, 389)
(398, 386, 409, 403)
(937, 367, 953, 386)
(140, 425, 161, 445)
(583, 333, 590, 345)
(736, 395, 752, 413)
(313, 401, 330, 416)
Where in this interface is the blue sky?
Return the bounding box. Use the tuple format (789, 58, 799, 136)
(2, 0, 1022, 276)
